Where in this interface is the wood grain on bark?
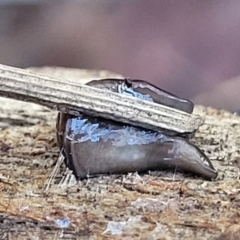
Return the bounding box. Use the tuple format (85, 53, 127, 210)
(0, 67, 239, 240)
(0, 64, 202, 134)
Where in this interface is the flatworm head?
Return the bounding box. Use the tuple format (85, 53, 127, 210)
(87, 78, 194, 113)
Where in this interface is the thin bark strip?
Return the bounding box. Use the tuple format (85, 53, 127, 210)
(0, 64, 203, 133)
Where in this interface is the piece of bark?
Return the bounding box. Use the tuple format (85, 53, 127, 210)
(0, 66, 239, 240)
(0, 64, 202, 134)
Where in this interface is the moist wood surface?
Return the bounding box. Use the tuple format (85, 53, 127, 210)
(0, 67, 239, 240)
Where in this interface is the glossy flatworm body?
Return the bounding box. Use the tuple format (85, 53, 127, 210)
(56, 79, 218, 180)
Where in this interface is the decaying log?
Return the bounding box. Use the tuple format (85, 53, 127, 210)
(0, 67, 239, 239)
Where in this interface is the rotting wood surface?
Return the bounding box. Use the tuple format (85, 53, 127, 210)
(0, 67, 239, 240)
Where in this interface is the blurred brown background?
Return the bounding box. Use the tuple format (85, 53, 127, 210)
(1, 0, 240, 112)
